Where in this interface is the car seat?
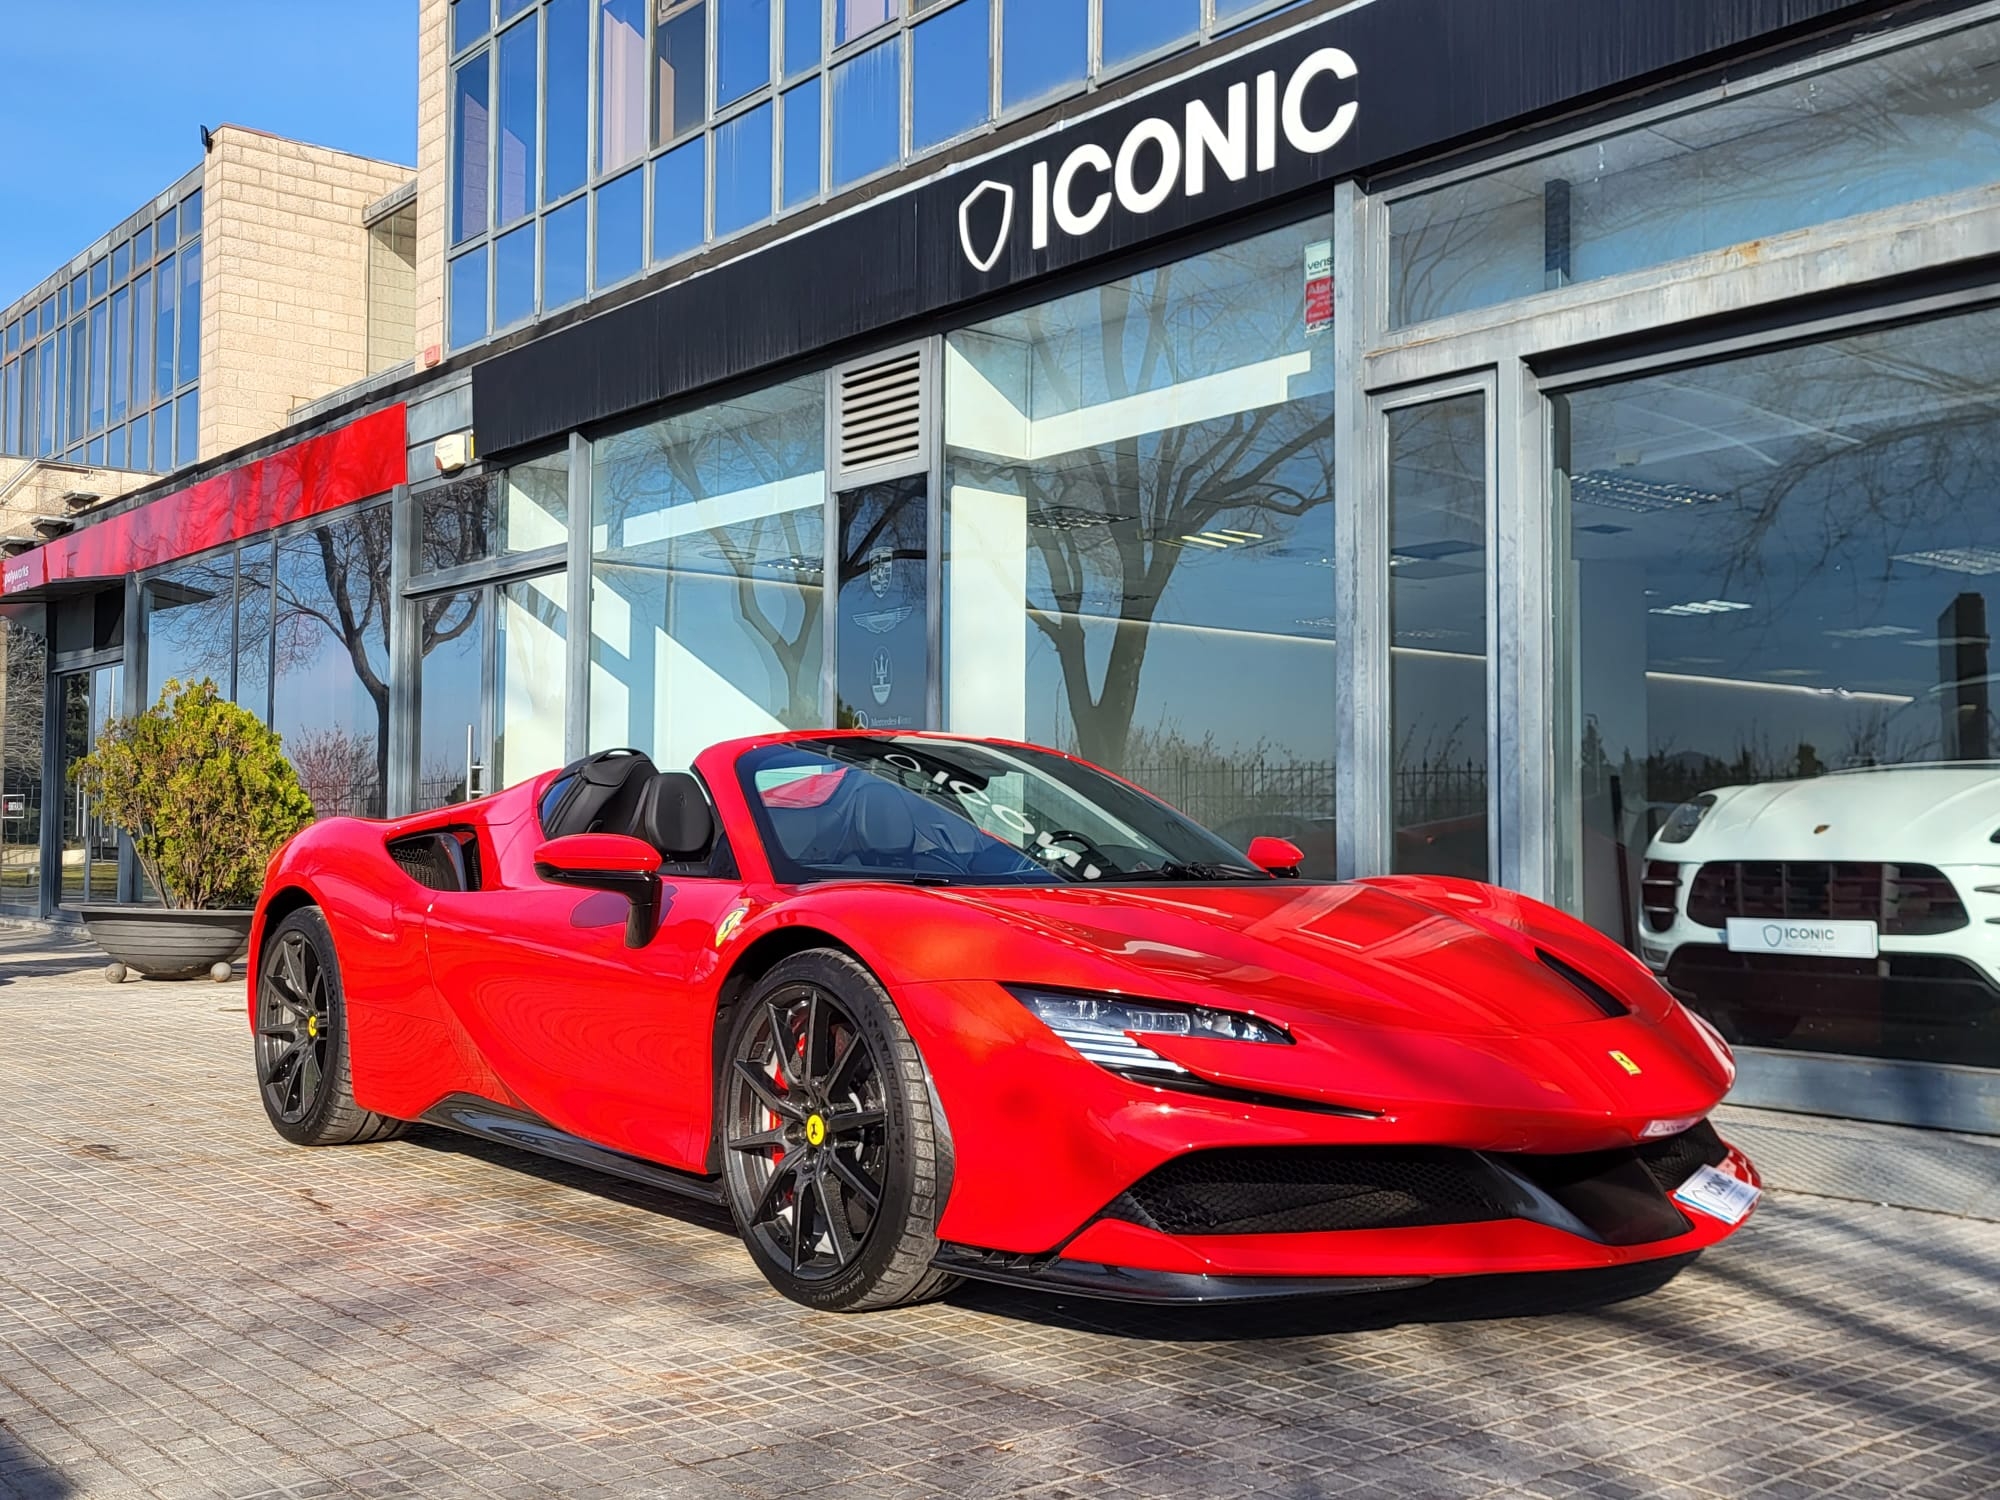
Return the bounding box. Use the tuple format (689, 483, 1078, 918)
(538, 748, 659, 840)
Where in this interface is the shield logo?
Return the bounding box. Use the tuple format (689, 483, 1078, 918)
(868, 544, 894, 598)
(958, 179, 1014, 274)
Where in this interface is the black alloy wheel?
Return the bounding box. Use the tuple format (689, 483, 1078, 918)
(720, 951, 957, 1312)
(253, 907, 407, 1148)
(258, 926, 331, 1126)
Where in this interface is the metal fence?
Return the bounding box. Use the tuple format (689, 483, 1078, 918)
(1125, 760, 1488, 834)
(1126, 761, 1335, 835)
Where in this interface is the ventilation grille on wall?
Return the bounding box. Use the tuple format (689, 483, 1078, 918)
(835, 347, 928, 483)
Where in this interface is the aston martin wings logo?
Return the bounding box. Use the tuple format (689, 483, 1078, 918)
(957, 180, 1014, 274)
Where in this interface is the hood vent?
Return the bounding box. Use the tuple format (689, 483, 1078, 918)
(833, 344, 932, 485)
(1535, 949, 1631, 1019)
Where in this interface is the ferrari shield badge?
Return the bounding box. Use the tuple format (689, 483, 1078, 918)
(715, 904, 750, 948)
(1609, 1050, 1642, 1076)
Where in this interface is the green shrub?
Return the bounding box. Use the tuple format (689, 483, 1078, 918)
(70, 678, 316, 910)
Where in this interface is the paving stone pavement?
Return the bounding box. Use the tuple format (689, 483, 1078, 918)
(1, 924, 1997, 1500)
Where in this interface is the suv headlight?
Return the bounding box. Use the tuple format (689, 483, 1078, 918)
(1007, 985, 1290, 1080)
(1657, 794, 1717, 845)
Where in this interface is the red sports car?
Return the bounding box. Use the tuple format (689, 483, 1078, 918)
(248, 732, 1761, 1312)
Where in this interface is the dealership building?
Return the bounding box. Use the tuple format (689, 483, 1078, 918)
(3, 0, 1997, 1134)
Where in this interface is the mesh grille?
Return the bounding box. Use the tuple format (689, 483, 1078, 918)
(1686, 861, 1966, 934)
(1108, 1147, 1511, 1236)
(1635, 1120, 1729, 1193)
(388, 832, 478, 892)
(1107, 1124, 1729, 1238)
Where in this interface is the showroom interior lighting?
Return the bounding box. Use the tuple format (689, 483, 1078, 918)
(1570, 471, 1727, 513)
(1648, 598, 1753, 617)
(1891, 546, 2000, 575)
(1166, 528, 1265, 550)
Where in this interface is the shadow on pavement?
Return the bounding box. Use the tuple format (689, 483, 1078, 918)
(0, 1427, 74, 1500)
(402, 1119, 1699, 1340)
(400, 1123, 739, 1237)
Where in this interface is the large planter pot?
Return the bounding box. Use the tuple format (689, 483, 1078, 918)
(77, 905, 253, 982)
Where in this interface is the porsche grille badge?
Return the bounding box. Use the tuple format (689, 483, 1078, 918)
(1609, 1050, 1642, 1076)
(805, 1114, 827, 1148)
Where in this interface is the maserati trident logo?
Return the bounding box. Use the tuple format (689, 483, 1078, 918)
(958, 180, 1015, 273)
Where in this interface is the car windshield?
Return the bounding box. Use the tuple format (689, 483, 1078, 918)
(738, 738, 1269, 886)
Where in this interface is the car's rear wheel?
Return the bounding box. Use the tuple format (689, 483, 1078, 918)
(719, 951, 958, 1312)
(254, 907, 408, 1148)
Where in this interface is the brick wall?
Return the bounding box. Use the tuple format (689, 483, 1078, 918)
(414, 0, 450, 372)
(198, 127, 414, 461)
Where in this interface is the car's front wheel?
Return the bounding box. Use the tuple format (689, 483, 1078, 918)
(254, 907, 408, 1148)
(719, 951, 958, 1312)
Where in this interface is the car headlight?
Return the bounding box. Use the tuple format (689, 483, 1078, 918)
(1656, 794, 1717, 845)
(1007, 985, 1290, 1080)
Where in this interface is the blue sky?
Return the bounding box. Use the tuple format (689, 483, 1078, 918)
(0, 0, 416, 306)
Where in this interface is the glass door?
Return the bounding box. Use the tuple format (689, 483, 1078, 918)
(57, 663, 124, 907)
(416, 588, 488, 811)
(836, 478, 930, 732)
(413, 570, 570, 812)
(1385, 389, 1493, 881)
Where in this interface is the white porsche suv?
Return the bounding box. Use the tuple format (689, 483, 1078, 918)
(1638, 764, 2000, 1047)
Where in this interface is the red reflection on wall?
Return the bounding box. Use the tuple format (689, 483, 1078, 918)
(0, 404, 407, 596)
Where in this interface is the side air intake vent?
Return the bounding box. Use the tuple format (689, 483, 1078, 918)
(834, 345, 931, 484)
(388, 830, 482, 892)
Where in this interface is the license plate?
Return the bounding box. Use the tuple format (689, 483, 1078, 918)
(1674, 1164, 1761, 1225)
(1725, 916, 1877, 959)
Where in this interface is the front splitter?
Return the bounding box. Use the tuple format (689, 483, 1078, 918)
(931, 1243, 1428, 1304)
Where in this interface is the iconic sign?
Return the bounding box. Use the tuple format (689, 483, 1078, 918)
(957, 47, 1360, 273)
(479, 0, 1866, 456)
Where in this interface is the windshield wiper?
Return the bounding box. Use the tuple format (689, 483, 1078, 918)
(1112, 861, 1269, 882)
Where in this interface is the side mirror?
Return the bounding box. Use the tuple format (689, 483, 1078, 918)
(534, 834, 663, 948)
(1246, 836, 1305, 879)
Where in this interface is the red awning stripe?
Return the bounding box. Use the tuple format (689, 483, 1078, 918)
(1, 404, 407, 597)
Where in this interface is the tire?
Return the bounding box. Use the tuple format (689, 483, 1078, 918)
(718, 950, 960, 1312)
(253, 907, 408, 1148)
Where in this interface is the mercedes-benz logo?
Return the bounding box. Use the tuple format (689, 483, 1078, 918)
(957, 179, 1014, 274)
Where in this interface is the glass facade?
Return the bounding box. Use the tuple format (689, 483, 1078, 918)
(1389, 18, 2000, 327)
(273, 506, 396, 819)
(0, 181, 203, 469)
(589, 373, 827, 768)
(443, 0, 1301, 347)
(0, 607, 47, 910)
(4, 2, 1990, 1128)
(1555, 311, 2000, 1070)
(942, 217, 1339, 875)
(1388, 394, 1488, 880)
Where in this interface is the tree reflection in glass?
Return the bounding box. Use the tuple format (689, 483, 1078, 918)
(944, 218, 1338, 873)
(590, 375, 826, 767)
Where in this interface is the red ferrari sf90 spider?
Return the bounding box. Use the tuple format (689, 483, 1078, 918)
(248, 732, 1760, 1312)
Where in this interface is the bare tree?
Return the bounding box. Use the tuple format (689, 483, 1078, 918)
(595, 390, 827, 728)
(954, 258, 1337, 769)
(273, 495, 484, 814)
